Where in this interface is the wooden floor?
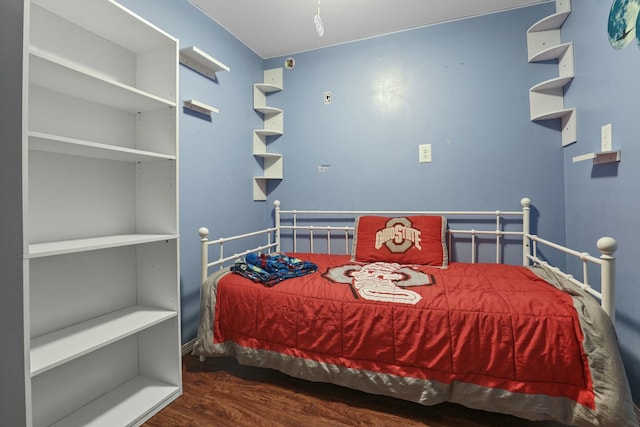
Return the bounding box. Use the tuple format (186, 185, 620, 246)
(144, 354, 567, 427)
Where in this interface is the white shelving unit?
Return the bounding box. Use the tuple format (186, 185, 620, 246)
(253, 68, 284, 201)
(1, 0, 182, 425)
(179, 45, 229, 117)
(526, 0, 576, 146)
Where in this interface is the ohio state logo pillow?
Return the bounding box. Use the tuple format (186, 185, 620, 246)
(351, 215, 448, 267)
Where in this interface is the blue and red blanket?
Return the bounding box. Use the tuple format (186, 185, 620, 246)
(231, 252, 318, 287)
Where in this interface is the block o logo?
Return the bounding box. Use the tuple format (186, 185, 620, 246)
(375, 218, 422, 254)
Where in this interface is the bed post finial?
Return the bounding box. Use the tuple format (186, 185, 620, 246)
(198, 227, 209, 239)
(199, 227, 210, 285)
(274, 200, 281, 252)
(521, 198, 531, 266)
(597, 237, 617, 324)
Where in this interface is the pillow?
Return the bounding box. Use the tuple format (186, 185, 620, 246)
(351, 215, 448, 267)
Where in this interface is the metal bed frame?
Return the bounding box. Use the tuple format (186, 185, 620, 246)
(199, 198, 618, 323)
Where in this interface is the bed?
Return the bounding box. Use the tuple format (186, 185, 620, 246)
(192, 198, 638, 427)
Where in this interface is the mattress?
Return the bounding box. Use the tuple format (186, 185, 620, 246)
(193, 253, 638, 427)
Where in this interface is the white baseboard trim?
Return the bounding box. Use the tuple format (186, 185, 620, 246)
(181, 338, 196, 356)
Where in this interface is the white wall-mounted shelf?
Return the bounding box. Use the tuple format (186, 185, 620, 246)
(254, 105, 283, 115)
(527, 2, 571, 62)
(526, 0, 576, 147)
(183, 99, 219, 116)
(572, 150, 621, 164)
(253, 68, 284, 201)
(179, 45, 229, 79)
(179, 46, 229, 116)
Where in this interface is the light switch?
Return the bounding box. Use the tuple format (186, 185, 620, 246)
(419, 144, 432, 163)
(601, 123, 612, 152)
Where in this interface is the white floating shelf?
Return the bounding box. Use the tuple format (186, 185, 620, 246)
(572, 150, 621, 164)
(179, 46, 230, 79)
(255, 83, 282, 93)
(255, 106, 283, 115)
(529, 42, 573, 63)
(530, 76, 573, 92)
(254, 152, 282, 159)
(254, 129, 283, 137)
(527, 11, 571, 33)
(183, 99, 219, 115)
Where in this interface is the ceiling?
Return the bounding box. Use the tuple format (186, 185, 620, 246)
(189, 0, 549, 59)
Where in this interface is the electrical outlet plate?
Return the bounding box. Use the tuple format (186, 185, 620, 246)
(601, 123, 612, 152)
(419, 144, 432, 163)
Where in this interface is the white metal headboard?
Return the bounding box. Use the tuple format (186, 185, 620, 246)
(274, 198, 531, 265)
(198, 198, 617, 322)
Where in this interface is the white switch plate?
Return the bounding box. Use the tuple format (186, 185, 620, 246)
(601, 123, 612, 152)
(419, 144, 432, 163)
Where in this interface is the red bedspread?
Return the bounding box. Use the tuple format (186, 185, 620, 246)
(213, 253, 594, 408)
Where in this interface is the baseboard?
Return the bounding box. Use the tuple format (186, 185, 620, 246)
(181, 338, 196, 356)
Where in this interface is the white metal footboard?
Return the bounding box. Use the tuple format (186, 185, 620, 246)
(525, 234, 618, 324)
(198, 226, 277, 282)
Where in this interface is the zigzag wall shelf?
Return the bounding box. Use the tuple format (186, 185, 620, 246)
(527, 0, 576, 147)
(252, 68, 284, 201)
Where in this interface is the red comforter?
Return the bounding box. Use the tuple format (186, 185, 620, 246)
(212, 253, 593, 409)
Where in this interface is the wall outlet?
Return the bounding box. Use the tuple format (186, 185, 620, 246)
(601, 123, 612, 152)
(419, 144, 432, 163)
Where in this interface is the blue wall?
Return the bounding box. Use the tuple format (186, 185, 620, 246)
(119, 0, 639, 403)
(562, 1, 640, 400)
(263, 5, 562, 216)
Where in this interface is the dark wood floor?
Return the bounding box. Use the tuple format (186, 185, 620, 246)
(144, 353, 567, 427)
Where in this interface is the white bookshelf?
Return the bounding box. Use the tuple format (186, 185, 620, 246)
(1, 0, 182, 425)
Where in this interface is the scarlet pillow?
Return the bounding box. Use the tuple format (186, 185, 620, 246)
(351, 215, 448, 267)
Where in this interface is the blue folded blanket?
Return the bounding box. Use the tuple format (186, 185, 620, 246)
(230, 252, 318, 287)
